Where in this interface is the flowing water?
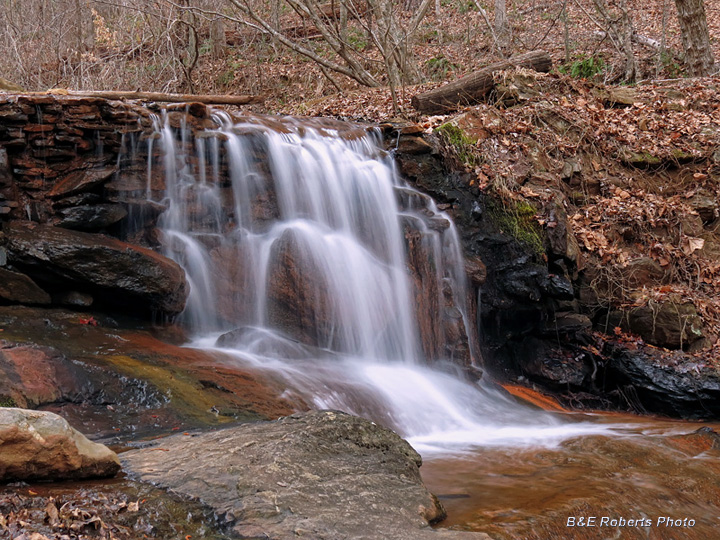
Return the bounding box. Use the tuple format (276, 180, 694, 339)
(147, 111, 621, 453)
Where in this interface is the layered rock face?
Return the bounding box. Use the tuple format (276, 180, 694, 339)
(0, 408, 120, 482)
(0, 95, 190, 318)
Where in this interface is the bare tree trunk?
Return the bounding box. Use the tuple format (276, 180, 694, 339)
(495, 0, 510, 50)
(210, 17, 227, 59)
(562, 0, 570, 63)
(618, 0, 636, 81)
(673, 0, 715, 76)
(593, 0, 635, 81)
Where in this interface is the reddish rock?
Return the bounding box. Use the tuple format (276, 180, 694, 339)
(405, 227, 442, 361)
(0, 343, 81, 408)
(465, 256, 487, 285)
(48, 165, 117, 198)
(266, 231, 334, 347)
(23, 124, 54, 133)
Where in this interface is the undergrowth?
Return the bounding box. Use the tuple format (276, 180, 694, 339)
(559, 54, 606, 79)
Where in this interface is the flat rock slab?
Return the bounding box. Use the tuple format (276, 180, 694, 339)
(0, 408, 120, 482)
(123, 411, 489, 540)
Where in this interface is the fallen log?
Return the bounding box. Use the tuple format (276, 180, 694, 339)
(33, 89, 264, 106)
(411, 50, 552, 114)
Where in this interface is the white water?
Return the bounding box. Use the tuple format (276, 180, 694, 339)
(149, 111, 619, 453)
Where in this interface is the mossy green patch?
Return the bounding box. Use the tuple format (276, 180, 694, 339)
(0, 395, 17, 408)
(487, 198, 546, 257)
(104, 354, 233, 426)
(435, 122, 480, 167)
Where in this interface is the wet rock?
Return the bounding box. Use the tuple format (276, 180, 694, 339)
(542, 273, 574, 300)
(606, 344, 720, 418)
(0, 306, 294, 437)
(215, 326, 329, 360)
(51, 193, 103, 209)
(608, 301, 704, 349)
(48, 165, 117, 199)
(0, 148, 11, 186)
(405, 227, 443, 361)
(2, 221, 188, 316)
(0, 408, 120, 482)
(0, 267, 51, 305)
(465, 256, 487, 285)
(396, 135, 434, 155)
(57, 203, 128, 231)
(0, 342, 89, 409)
(123, 410, 486, 540)
(265, 231, 335, 347)
(666, 426, 720, 456)
(547, 312, 592, 335)
(525, 348, 592, 387)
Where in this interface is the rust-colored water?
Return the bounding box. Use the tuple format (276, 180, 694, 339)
(423, 414, 720, 540)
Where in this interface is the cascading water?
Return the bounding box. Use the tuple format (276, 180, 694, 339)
(147, 111, 615, 453)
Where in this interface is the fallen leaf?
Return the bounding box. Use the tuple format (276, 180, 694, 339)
(682, 236, 705, 256)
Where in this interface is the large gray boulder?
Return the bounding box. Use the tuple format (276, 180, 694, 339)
(0, 408, 121, 482)
(123, 410, 489, 539)
(2, 221, 188, 316)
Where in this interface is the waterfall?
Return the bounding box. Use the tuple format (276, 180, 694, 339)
(148, 111, 615, 453)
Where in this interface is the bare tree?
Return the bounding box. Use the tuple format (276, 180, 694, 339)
(174, 0, 433, 94)
(673, 0, 715, 76)
(494, 0, 511, 51)
(581, 0, 636, 81)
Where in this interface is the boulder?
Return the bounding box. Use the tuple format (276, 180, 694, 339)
(123, 410, 487, 540)
(2, 221, 188, 316)
(396, 135, 434, 155)
(687, 189, 718, 224)
(0, 267, 51, 305)
(0, 343, 86, 409)
(606, 343, 720, 418)
(0, 408, 120, 482)
(265, 231, 334, 347)
(609, 301, 704, 349)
